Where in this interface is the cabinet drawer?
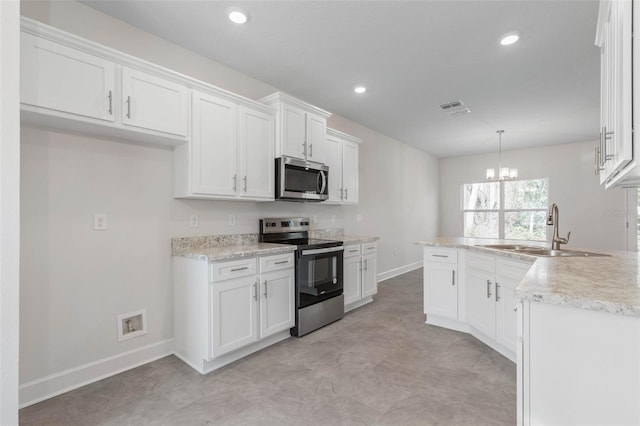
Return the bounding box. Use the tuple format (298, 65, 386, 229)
(496, 258, 533, 281)
(425, 247, 458, 264)
(362, 242, 377, 254)
(344, 244, 361, 258)
(210, 258, 257, 282)
(260, 253, 294, 273)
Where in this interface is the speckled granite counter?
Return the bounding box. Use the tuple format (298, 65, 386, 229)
(309, 229, 379, 245)
(340, 235, 379, 245)
(415, 238, 640, 318)
(172, 234, 296, 261)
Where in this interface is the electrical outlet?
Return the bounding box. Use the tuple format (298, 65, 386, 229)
(313, 214, 318, 224)
(94, 213, 107, 231)
(229, 215, 236, 226)
(190, 215, 199, 228)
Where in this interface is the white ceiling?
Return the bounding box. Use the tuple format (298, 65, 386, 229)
(80, 0, 601, 158)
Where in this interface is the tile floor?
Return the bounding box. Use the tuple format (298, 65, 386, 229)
(19, 269, 516, 425)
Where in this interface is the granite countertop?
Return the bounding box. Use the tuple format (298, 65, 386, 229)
(415, 238, 640, 318)
(174, 243, 297, 262)
(340, 235, 380, 245)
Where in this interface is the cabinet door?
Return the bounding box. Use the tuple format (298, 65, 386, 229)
(210, 276, 258, 357)
(342, 141, 359, 204)
(306, 113, 327, 163)
(121, 67, 188, 137)
(281, 104, 306, 158)
(259, 269, 295, 338)
(361, 253, 377, 297)
(21, 32, 115, 122)
(343, 255, 362, 306)
(325, 135, 343, 203)
(465, 267, 496, 339)
(495, 274, 520, 353)
(191, 91, 237, 196)
(424, 262, 458, 320)
(238, 106, 274, 200)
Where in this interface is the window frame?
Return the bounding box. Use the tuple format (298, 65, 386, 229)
(461, 178, 549, 241)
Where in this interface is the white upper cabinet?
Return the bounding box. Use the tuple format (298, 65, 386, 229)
(190, 91, 237, 197)
(121, 67, 189, 138)
(595, 0, 635, 188)
(174, 90, 274, 201)
(260, 92, 331, 163)
(238, 106, 275, 200)
(21, 31, 116, 122)
(325, 128, 361, 205)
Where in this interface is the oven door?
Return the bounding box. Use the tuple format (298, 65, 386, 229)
(296, 246, 343, 308)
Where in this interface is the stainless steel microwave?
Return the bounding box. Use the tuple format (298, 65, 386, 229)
(275, 156, 329, 202)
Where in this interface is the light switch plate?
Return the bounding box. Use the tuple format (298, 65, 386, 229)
(190, 215, 199, 228)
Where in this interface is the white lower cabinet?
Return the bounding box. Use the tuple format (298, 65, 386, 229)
(423, 248, 459, 324)
(422, 247, 533, 362)
(174, 252, 294, 374)
(344, 242, 377, 312)
(518, 300, 640, 425)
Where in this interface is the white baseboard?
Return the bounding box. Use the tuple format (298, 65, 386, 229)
(377, 261, 423, 283)
(19, 339, 174, 408)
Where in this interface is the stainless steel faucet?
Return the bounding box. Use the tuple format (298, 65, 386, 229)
(547, 203, 570, 250)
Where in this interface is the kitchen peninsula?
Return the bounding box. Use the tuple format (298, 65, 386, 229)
(416, 238, 640, 426)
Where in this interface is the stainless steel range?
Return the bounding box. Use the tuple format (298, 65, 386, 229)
(259, 217, 344, 336)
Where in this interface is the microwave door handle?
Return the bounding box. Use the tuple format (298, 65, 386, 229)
(318, 170, 327, 194)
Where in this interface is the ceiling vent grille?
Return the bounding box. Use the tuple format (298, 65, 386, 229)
(439, 100, 463, 110)
(439, 100, 471, 116)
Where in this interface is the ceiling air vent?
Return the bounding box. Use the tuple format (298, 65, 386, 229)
(439, 100, 463, 110)
(439, 99, 471, 116)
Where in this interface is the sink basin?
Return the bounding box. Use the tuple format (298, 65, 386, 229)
(514, 248, 610, 257)
(478, 244, 609, 257)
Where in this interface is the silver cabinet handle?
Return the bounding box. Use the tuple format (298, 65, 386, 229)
(364, 259, 368, 271)
(452, 270, 455, 286)
(603, 126, 614, 161)
(253, 280, 258, 301)
(349, 249, 358, 253)
(274, 260, 289, 265)
(126, 95, 131, 119)
(302, 142, 307, 157)
(263, 280, 268, 298)
(243, 175, 247, 192)
(340, 188, 344, 200)
(359, 260, 363, 272)
(595, 146, 604, 175)
(309, 143, 313, 157)
(233, 174, 237, 192)
(486, 280, 492, 298)
(107, 90, 113, 115)
(432, 254, 449, 258)
(344, 188, 348, 200)
(231, 266, 248, 272)
(495, 282, 501, 302)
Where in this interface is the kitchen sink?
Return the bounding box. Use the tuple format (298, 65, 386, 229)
(479, 244, 609, 257)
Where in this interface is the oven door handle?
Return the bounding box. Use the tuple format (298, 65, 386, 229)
(317, 170, 327, 195)
(300, 246, 344, 256)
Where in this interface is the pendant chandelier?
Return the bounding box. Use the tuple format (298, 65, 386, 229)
(486, 130, 517, 181)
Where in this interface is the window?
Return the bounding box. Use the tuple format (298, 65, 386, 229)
(462, 178, 549, 241)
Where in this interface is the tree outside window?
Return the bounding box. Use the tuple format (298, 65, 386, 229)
(462, 178, 549, 241)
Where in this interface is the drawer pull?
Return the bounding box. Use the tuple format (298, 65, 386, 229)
(495, 283, 501, 302)
(230, 266, 249, 272)
(452, 270, 455, 286)
(274, 260, 289, 265)
(486, 280, 492, 298)
(349, 249, 359, 253)
(432, 254, 449, 258)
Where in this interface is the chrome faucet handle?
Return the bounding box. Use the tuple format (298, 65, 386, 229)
(558, 231, 571, 245)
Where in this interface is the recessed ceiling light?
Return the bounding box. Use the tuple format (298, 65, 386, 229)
(227, 7, 249, 24)
(354, 86, 367, 94)
(500, 31, 521, 46)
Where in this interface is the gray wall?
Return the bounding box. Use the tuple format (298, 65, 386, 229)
(19, 1, 439, 387)
(439, 140, 628, 251)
